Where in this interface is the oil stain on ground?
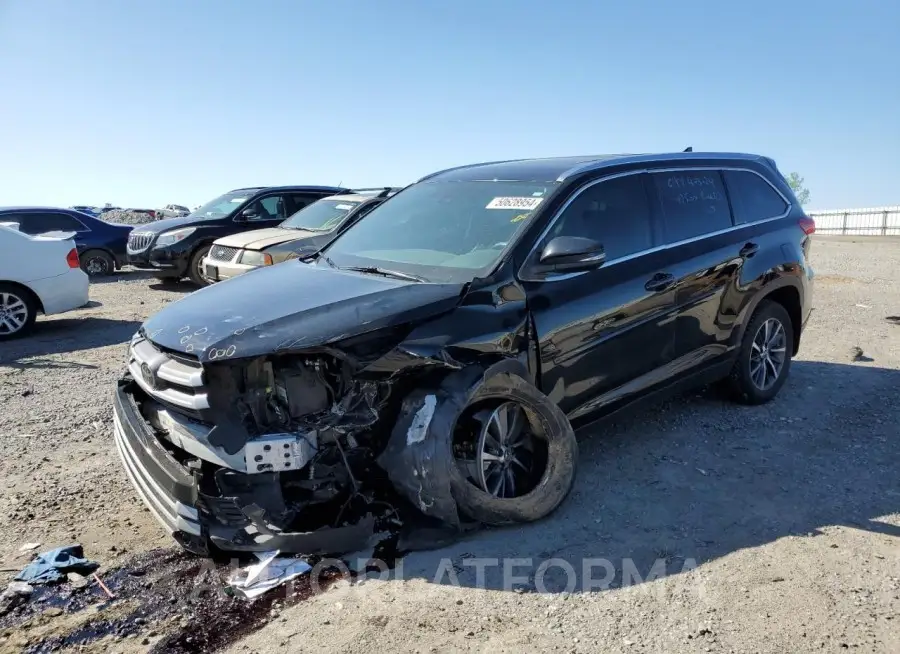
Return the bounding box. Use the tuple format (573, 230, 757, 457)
(0, 547, 367, 653)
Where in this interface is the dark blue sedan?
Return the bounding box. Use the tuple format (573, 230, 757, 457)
(0, 206, 132, 276)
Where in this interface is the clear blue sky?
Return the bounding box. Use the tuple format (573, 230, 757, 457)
(1, 0, 898, 211)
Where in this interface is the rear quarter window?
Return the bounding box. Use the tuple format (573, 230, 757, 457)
(723, 170, 789, 225)
(652, 171, 732, 242)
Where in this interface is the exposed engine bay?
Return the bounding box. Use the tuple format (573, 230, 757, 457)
(127, 351, 410, 555)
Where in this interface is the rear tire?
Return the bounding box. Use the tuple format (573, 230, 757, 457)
(80, 249, 115, 277)
(187, 245, 211, 287)
(725, 300, 794, 405)
(0, 283, 38, 340)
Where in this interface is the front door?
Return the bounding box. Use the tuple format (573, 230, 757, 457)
(519, 172, 678, 421)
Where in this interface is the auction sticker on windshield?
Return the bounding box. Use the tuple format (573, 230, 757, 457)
(486, 197, 544, 210)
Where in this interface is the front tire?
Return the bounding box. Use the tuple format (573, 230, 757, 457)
(449, 372, 577, 525)
(80, 249, 115, 277)
(187, 245, 211, 286)
(0, 284, 38, 340)
(726, 299, 794, 405)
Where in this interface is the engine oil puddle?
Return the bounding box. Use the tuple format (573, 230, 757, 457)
(1, 540, 404, 653)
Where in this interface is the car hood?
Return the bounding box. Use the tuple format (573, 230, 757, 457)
(141, 262, 466, 362)
(214, 227, 317, 251)
(131, 215, 210, 234)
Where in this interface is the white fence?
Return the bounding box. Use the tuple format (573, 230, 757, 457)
(807, 206, 900, 236)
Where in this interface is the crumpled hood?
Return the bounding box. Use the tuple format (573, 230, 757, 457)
(214, 227, 317, 251)
(141, 262, 466, 362)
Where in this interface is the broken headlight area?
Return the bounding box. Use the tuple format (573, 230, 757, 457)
(119, 348, 409, 556)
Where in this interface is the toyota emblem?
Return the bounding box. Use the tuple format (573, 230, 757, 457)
(140, 362, 159, 389)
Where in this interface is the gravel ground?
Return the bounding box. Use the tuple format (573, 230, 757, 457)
(1, 236, 898, 653)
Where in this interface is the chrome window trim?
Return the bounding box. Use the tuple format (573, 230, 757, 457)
(519, 165, 792, 283)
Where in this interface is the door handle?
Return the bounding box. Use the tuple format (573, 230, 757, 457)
(739, 242, 759, 258)
(645, 272, 675, 292)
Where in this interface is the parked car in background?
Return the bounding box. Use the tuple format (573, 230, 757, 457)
(98, 205, 122, 215)
(70, 205, 100, 217)
(0, 223, 89, 339)
(202, 187, 399, 283)
(126, 185, 350, 286)
(0, 206, 132, 277)
(111, 151, 814, 556)
(158, 204, 191, 219)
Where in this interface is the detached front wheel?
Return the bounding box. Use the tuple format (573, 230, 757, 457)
(450, 373, 577, 525)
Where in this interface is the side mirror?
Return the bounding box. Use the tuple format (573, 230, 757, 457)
(537, 236, 606, 272)
(237, 208, 258, 221)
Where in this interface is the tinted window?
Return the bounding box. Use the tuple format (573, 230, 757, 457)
(287, 193, 325, 215)
(653, 171, 731, 242)
(723, 170, 788, 224)
(246, 195, 287, 221)
(548, 174, 654, 261)
(17, 212, 86, 235)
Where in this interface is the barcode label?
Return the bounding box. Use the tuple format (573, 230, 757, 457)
(486, 197, 544, 211)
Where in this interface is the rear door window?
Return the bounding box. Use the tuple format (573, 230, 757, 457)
(652, 171, 732, 242)
(723, 170, 789, 225)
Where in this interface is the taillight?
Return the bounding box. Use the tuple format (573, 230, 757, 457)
(799, 217, 815, 235)
(66, 248, 80, 268)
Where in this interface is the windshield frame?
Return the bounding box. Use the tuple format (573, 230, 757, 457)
(318, 179, 563, 284)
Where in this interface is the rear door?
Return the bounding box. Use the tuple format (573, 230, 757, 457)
(519, 172, 678, 420)
(649, 168, 747, 368)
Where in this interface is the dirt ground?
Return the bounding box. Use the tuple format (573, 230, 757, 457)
(1, 236, 898, 653)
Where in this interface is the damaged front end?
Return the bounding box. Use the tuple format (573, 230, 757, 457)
(113, 269, 576, 557)
(114, 334, 408, 556)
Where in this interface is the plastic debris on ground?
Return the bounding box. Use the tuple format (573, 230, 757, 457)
(227, 551, 312, 600)
(14, 544, 100, 585)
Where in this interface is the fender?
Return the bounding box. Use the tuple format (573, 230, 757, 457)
(729, 274, 803, 352)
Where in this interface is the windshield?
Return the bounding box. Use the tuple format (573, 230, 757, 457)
(189, 190, 256, 219)
(323, 180, 559, 282)
(280, 198, 362, 231)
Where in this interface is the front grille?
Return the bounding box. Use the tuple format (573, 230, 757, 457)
(209, 245, 239, 262)
(128, 232, 154, 253)
(128, 335, 209, 415)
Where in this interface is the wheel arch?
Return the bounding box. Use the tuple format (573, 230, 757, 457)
(0, 280, 44, 314)
(733, 278, 803, 356)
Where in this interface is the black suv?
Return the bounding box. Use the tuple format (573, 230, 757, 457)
(113, 152, 814, 556)
(126, 185, 349, 285)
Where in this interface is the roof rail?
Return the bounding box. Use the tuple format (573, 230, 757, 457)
(416, 159, 526, 183)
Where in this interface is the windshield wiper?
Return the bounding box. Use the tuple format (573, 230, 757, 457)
(342, 266, 427, 283)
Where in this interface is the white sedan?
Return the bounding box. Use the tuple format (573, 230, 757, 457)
(0, 222, 90, 339)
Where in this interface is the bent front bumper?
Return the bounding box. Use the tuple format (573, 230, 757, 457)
(112, 380, 378, 556)
(113, 382, 206, 552)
